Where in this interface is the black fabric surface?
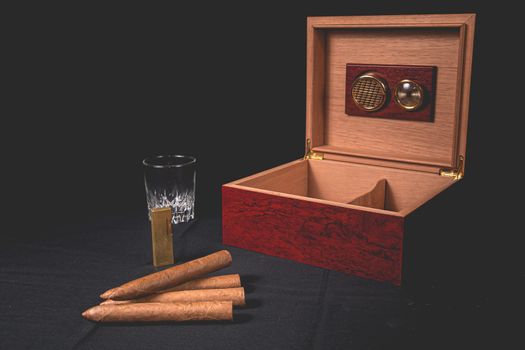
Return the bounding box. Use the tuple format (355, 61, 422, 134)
(0, 214, 497, 349)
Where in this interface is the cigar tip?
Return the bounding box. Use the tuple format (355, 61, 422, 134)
(82, 307, 94, 320)
(239, 287, 246, 307)
(100, 289, 115, 299)
(221, 250, 232, 262)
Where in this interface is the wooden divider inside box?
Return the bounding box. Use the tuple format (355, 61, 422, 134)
(348, 179, 386, 210)
(236, 159, 454, 215)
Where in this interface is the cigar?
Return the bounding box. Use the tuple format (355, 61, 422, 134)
(100, 250, 232, 300)
(101, 287, 245, 307)
(82, 301, 233, 322)
(160, 274, 241, 292)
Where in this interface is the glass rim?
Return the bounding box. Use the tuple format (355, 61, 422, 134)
(142, 154, 196, 169)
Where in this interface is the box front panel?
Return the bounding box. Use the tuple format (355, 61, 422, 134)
(222, 186, 404, 285)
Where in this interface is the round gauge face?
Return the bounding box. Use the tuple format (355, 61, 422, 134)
(351, 74, 387, 112)
(394, 80, 424, 110)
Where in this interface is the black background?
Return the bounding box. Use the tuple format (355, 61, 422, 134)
(5, 1, 521, 226)
(3, 0, 524, 348)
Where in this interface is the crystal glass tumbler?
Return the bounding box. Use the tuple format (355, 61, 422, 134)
(143, 155, 196, 224)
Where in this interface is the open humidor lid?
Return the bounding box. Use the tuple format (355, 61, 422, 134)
(306, 14, 476, 177)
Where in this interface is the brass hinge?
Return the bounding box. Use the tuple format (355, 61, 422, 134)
(439, 155, 464, 180)
(304, 138, 324, 160)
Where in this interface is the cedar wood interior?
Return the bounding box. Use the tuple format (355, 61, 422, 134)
(225, 14, 474, 218)
(228, 159, 454, 217)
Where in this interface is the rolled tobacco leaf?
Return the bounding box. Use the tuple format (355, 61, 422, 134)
(82, 301, 233, 322)
(160, 274, 241, 292)
(101, 287, 245, 307)
(100, 250, 232, 300)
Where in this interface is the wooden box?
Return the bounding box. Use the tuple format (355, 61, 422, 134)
(222, 14, 476, 285)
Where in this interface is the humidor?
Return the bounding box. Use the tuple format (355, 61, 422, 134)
(222, 14, 476, 285)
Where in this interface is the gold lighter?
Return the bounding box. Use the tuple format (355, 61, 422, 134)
(150, 207, 174, 267)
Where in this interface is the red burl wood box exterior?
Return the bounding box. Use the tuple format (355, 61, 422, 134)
(222, 14, 476, 285)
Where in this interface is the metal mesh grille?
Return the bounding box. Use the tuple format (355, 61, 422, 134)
(352, 77, 386, 111)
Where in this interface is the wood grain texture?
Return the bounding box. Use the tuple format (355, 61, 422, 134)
(324, 28, 460, 168)
(307, 159, 453, 214)
(345, 64, 436, 122)
(308, 14, 475, 27)
(306, 18, 326, 149)
(233, 159, 454, 215)
(455, 16, 476, 175)
(222, 185, 404, 285)
(306, 14, 475, 172)
(229, 159, 305, 185)
(239, 160, 307, 197)
(318, 146, 441, 174)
